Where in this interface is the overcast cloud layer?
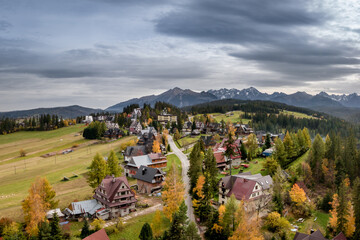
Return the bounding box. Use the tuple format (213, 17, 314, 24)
(0, 0, 359, 111)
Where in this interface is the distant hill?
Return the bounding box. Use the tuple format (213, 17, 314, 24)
(106, 87, 217, 112)
(0, 105, 102, 119)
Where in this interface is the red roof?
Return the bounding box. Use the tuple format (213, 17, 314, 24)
(214, 152, 226, 164)
(333, 232, 347, 240)
(83, 229, 110, 240)
(227, 178, 256, 200)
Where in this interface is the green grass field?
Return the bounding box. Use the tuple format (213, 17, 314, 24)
(108, 211, 170, 240)
(176, 135, 201, 148)
(164, 154, 182, 176)
(209, 111, 251, 124)
(0, 126, 137, 221)
(217, 157, 268, 179)
(281, 110, 318, 120)
(287, 151, 310, 172)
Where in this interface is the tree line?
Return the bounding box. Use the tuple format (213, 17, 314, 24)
(0, 114, 75, 135)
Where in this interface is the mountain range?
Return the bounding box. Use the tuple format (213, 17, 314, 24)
(1, 87, 360, 122)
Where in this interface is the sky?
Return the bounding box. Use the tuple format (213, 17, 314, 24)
(0, 0, 359, 111)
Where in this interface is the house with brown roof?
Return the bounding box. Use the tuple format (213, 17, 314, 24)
(93, 175, 137, 220)
(133, 166, 165, 194)
(293, 230, 347, 240)
(82, 229, 110, 240)
(219, 172, 273, 212)
(129, 121, 142, 134)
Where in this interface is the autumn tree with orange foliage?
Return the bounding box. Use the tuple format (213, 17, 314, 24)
(228, 201, 264, 240)
(22, 177, 57, 236)
(152, 140, 161, 153)
(162, 164, 184, 221)
(192, 175, 211, 222)
(289, 184, 306, 206)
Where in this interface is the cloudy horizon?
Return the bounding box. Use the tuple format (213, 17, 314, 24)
(0, 0, 359, 111)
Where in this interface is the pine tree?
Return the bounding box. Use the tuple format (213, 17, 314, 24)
(353, 177, 360, 239)
(204, 149, 218, 195)
(308, 134, 325, 182)
(50, 212, 62, 240)
(222, 195, 239, 233)
(107, 150, 121, 177)
(139, 223, 153, 240)
(344, 133, 357, 181)
(325, 135, 332, 160)
(188, 143, 203, 194)
(38, 220, 51, 240)
(168, 201, 188, 240)
(265, 134, 271, 149)
(88, 153, 108, 188)
(302, 127, 311, 149)
(80, 219, 91, 239)
(297, 129, 306, 154)
(274, 138, 287, 168)
(185, 222, 201, 240)
(240, 143, 247, 160)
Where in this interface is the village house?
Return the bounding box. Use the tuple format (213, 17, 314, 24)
(133, 166, 165, 194)
(125, 153, 167, 177)
(293, 230, 346, 240)
(200, 135, 216, 149)
(235, 124, 254, 135)
(219, 172, 273, 212)
(104, 128, 124, 139)
(63, 199, 103, 220)
(157, 113, 177, 126)
(93, 175, 137, 219)
(129, 121, 142, 134)
(123, 145, 148, 163)
(131, 108, 142, 121)
(83, 229, 110, 240)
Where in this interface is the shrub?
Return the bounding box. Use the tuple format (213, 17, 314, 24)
(19, 149, 26, 157)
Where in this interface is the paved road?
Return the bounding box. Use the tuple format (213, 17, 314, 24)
(167, 135, 196, 223)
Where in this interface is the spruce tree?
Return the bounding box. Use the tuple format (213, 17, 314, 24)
(168, 201, 188, 240)
(185, 222, 201, 240)
(188, 143, 203, 195)
(353, 178, 360, 239)
(274, 138, 287, 168)
(240, 143, 247, 160)
(50, 213, 62, 240)
(204, 149, 218, 195)
(139, 223, 153, 240)
(38, 220, 51, 240)
(308, 134, 325, 182)
(265, 134, 271, 149)
(80, 219, 91, 239)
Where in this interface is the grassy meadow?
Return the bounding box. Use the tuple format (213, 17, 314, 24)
(0, 125, 136, 221)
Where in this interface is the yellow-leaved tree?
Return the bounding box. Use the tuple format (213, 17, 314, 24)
(151, 210, 162, 237)
(22, 177, 58, 236)
(329, 194, 339, 230)
(289, 184, 306, 206)
(152, 140, 161, 153)
(229, 202, 264, 240)
(162, 164, 184, 221)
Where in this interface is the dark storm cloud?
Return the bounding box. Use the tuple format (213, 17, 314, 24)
(155, 0, 359, 81)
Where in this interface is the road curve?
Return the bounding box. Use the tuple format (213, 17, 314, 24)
(167, 135, 196, 223)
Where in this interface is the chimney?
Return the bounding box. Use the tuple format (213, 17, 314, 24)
(142, 168, 147, 175)
(112, 174, 115, 182)
(310, 229, 315, 234)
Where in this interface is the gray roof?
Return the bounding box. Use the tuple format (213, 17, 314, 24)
(128, 155, 152, 168)
(65, 199, 102, 216)
(133, 165, 164, 183)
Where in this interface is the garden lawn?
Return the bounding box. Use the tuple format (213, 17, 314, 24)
(176, 135, 201, 148)
(165, 154, 182, 177)
(108, 211, 170, 240)
(0, 131, 137, 221)
(287, 151, 309, 172)
(217, 158, 268, 180)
